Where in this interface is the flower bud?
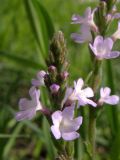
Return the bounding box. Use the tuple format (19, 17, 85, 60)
(60, 71, 69, 81)
(48, 65, 56, 73)
(50, 84, 60, 94)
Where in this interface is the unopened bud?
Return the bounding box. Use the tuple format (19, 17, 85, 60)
(50, 84, 60, 94)
(60, 71, 69, 80)
(48, 65, 56, 73)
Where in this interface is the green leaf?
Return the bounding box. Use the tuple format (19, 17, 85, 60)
(3, 123, 23, 158)
(0, 134, 29, 138)
(0, 51, 45, 70)
(105, 61, 119, 134)
(24, 0, 54, 59)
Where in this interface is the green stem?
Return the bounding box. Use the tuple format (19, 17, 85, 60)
(89, 108, 96, 160)
(88, 60, 102, 159)
(55, 142, 74, 160)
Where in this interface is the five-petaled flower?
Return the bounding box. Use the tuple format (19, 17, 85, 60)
(69, 78, 97, 107)
(15, 87, 42, 121)
(89, 36, 120, 60)
(98, 87, 119, 105)
(31, 70, 46, 87)
(51, 106, 83, 141)
(71, 7, 97, 32)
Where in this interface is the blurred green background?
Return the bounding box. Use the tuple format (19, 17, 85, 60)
(0, 0, 120, 159)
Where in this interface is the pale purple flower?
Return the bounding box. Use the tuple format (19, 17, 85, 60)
(72, 7, 93, 25)
(15, 87, 42, 121)
(89, 36, 120, 60)
(69, 78, 97, 107)
(31, 70, 46, 87)
(71, 7, 97, 32)
(51, 106, 83, 141)
(112, 21, 120, 41)
(50, 84, 60, 94)
(98, 87, 119, 105)
(71, 24, 92, 43)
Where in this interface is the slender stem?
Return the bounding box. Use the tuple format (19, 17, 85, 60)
(88, 60, 102, 159)
(56, 141, 74, 160)
(89, 108, 96, 160)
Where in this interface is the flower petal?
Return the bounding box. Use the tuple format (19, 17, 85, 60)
(94, 36, 103, 47)
(19, 98, 33, 110)
(71, 33, 85, 43)
(60, 116, 82, 133)
(52, 111, 62, 126)
(71, 14, 84, 24)
(15, 108, 36, 121)
(29, 87, 40, 104)
(104, 38, 113, 51)
(84, 7, 91, 18)
(104, 51, 120, 59)
(62, 106, 74, 120)
(104, 95, 119, 105)
(80, 24, 92, 42)
(37, 70, 46, 80)
(62, 132, 79, 141)
(51, 125, 61, 139)
(83, 87, 94, 97)
(74, 78, 84, 93)
(86, 99, 97, 107)
(72, 116, 83, 130)
(29, 86, 36, 98)
(31, 79, 42, 86)
(100, 87, 111, 98)
(89, 44, 97, 56)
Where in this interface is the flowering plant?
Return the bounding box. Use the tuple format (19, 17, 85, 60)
(16, 0, 120, 159)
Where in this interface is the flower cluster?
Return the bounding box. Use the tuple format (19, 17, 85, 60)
(15, 4, 120, 143)
(71, 7, 120, 60)
(16, 74, 119, 141)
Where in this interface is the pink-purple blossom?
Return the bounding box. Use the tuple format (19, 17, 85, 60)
(51, 106, 83, 141)
(15, 87, 42, 121)
(71, 24, 92, 43)
(31, 70, 46, 87)
(71, 7, 97, 32)
(69, 78, 97, 107)
(72, 7, 93, 25)
(89, 36, 120, 60)
(50, 84, 60, 94)
(98, 87, 119, 105)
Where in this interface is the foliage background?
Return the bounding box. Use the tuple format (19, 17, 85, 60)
(0, 0, 120, 159)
